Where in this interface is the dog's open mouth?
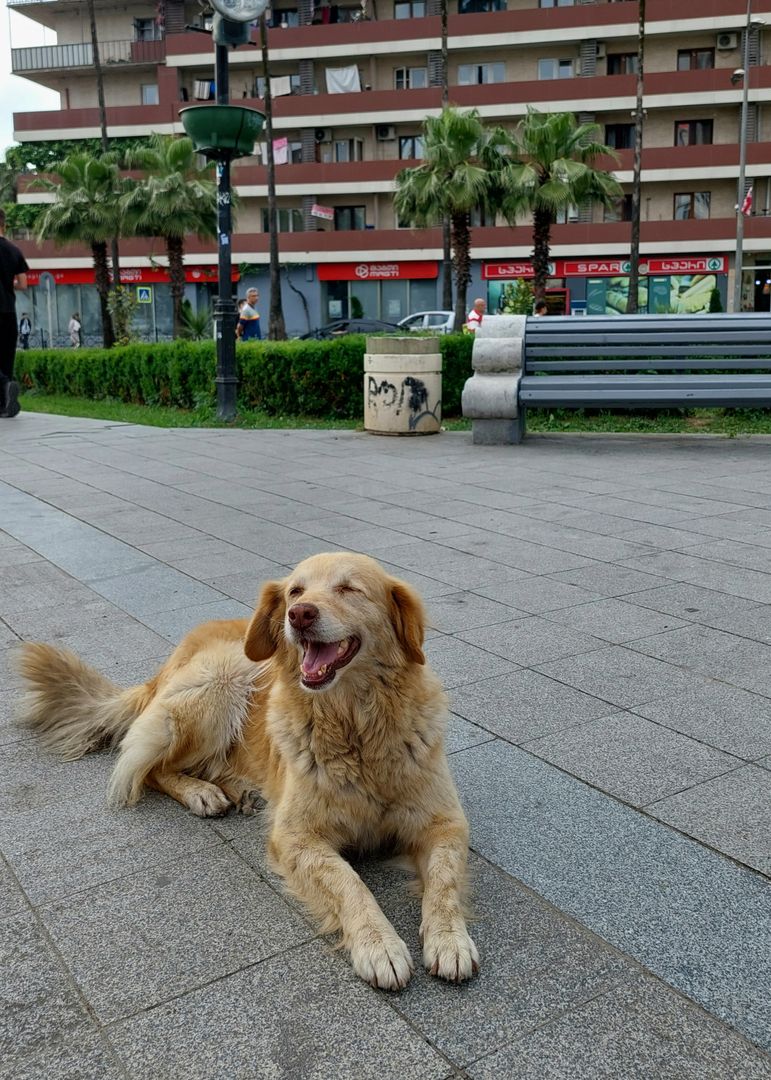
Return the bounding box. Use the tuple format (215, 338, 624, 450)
(300, 636, 360, 689)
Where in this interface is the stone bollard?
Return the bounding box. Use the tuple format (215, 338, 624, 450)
(364, 336, 442, 436)
(461, 315, 526, 444)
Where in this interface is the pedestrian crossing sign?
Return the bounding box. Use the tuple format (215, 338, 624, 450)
(137, 286, 152, 303)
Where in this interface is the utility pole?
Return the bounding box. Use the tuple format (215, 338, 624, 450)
(86, 0, 120, 290)
(732, 0, 753, 313)
(626, 0, 645, 313)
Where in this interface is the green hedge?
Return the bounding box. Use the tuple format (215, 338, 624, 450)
(15, 334, 473, 419)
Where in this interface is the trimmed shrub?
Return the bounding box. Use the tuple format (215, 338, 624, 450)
(16, 334, 474, 419)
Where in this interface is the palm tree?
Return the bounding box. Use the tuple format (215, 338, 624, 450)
(123, 134, 217, 337)
(395, 107, 493, 331)
(34, 153, 123, 347)
(492, 109, 622, 302)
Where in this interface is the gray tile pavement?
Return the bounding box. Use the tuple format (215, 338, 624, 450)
(1, 415, 771, 1077)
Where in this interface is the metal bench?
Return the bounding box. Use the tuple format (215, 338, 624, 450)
(462, 313, 771, 445)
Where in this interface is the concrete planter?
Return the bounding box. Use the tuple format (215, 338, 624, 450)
(364, 336, 442, 436)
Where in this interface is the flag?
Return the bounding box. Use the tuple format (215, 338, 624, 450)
(741, 186, 753, 216)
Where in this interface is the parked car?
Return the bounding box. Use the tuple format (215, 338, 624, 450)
(299, 318, 400, 340)
(398, 310, 455, 334)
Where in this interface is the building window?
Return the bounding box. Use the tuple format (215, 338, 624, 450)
(604, 194, 634, 222)
(334, 139, 364, 163)
(677, 48, 715, 70)
(399, 135, 424, 159)
(458, 0, 506, 11)
(394, 67, 427, 90)
(270, 8, 300, 26)
(674, 192, 711, 219)
(134, 17, 161, 41)
(255, 74, 301, 97)
(470, 207, 495, 226)
(674, 119, 713, 145)
(261, 208, 304, 232)
(334, 206, 366, 230)
(289, 140, 303, 164)
(538, 58, 573, 80)
(605, 123, 635, 149)
(141, 83, 159, 105)
(607, 53, 638, 75)
(395, 0, 426, 16)
(555, 204, 579, 224)
(458, 62, 505, 85)
(540, 0, 574, 6)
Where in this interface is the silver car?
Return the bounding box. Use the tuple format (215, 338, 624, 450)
(398, 310, 455, 334)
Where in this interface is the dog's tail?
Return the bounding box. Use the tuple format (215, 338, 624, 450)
(15, 642, 154, 761)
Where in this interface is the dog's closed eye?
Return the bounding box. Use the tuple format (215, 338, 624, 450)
(336, 583, 360, 594)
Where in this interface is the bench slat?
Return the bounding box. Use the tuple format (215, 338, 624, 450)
(528, 358, 771, 372)
(520, 374, 771, 407)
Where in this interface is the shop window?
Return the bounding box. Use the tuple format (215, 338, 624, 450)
(261, 208, 304, 232)
(399, 135, 424, 159)
(677, 48, 714, 70)
(458, 62, 505, 85)
(458, 0, 506, 11)
(607, 53, 638, 75)
(141, 83, 159, 105)
(674, 120, 713, 146)
(674, 191, 711, 220)
(334, 206, 366, 230)
(134, 17, 162, 41)
(605, 123, 635, 149)
(395, 0, 426, 16)
(394, 67, 428, 90)
(604, 194, 634, 222)
(538, 58, 573, 80)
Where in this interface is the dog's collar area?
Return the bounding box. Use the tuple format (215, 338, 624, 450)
(300, 636, 360, 689)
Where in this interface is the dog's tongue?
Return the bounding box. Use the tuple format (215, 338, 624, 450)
(302, 640, 341, 677)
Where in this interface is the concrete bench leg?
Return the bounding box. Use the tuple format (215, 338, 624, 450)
(461, 316, 527, 446)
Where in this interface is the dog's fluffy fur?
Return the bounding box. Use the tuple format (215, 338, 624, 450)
(17, 552, 478, 989)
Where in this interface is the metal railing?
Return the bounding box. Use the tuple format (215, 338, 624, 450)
(11, 37, 164, 73)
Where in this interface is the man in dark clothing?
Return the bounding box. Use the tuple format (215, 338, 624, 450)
(19, 313, 32, 350)
(0, 208, 28, 418)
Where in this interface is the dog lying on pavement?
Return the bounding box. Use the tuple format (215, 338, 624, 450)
(17, 551, 479, 990)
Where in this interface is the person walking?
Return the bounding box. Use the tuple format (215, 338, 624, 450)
(19, 312, 32, 350)
(238, 287, 262, 341)
(465, 297, 486, 333)
(68, 312, 82, 348)
(0, 207, 28, 418)
(534, 300, 549, 316)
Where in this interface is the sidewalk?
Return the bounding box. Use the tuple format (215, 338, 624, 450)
(2, 411, 770, 1079)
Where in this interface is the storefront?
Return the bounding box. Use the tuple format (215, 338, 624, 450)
(483, 256, 728, 316)
(737, 256, 771, 312)
(317, 261, 439, 323)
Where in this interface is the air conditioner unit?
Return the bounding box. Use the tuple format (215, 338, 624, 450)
(717, 32, 739, 50)
(375, 124, 396, 141)
(314, 127, 331, 142)
(595, 43, 606, 59)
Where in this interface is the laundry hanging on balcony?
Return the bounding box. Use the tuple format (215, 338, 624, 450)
(325, 66, 360, 94)
(272, 137, 288, 164)
(270, 76, 292, 97)
(193, 80, 214, 100)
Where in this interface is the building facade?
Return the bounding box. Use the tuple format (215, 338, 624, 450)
(9, 0, 771, 338)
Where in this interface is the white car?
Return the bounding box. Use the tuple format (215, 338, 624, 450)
(398, 310, 455, 334)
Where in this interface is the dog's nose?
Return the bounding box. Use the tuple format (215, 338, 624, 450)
(288, 603, 319, 631)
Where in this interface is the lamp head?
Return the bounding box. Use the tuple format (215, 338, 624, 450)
(731, 68, 745, 85)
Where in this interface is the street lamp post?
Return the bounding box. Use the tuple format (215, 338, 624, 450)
(213, 43, 238, 421)
(732, 0, 754, 313)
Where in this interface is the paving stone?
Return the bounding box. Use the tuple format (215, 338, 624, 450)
(633, 683, 771, 760)
(0, 856, 26, 919)
(424, 634, 519, 690)
(445, 713, 497, 754)
(108, 940, 451, 1080)
(459, 616, 608, 667)
(625, 582, 763, 626)
(39, 847, 311, 1023)
(535, 645, 711, 709)
(678, 538, 771, 574)
(474, 575, 604, 614)
(438, 532, 593, 576)
(620, 552, 771, 604)
(523, 711, 738, 807)
(425, 592, 525, 633)
(449, 669, 613, 742)
(543, 598, 688, 644)
(629, 624, 771, 683)
(139, 600, 252, 642)
(468, 974, 771, 1080)
(549, 564, 669, 597)
(646, 765, 771, 875)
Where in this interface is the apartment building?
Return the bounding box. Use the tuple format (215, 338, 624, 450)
(9, 0, 771, 337)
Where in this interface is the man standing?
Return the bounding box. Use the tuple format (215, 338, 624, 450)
(19, 312, 32, 350)
(465, 297, 486, 333)
(238, 286, 262, 341)
(0, 208, 28, 418)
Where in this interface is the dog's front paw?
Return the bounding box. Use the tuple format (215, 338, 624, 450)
(185, 782, 232, 818)
(422, 925, 480, 983)
(350, 926, 414, 991)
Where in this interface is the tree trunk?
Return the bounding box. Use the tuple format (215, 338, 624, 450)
(451, 211, 471, 331)
(167, 234, 186, 338)
(532, 206, 552, 303)
(260, 15, 287, 340)
(440, 0, 453, 312)
(627, 0, 645, 314)
(87, 0, 120, 293)
(92, 240, 115, 348)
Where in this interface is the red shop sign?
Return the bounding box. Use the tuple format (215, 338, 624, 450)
(25, 266, 238, 286)
(317, 261, 438, 281)
(640, 256, 726, 275)
(483, 262, 537, 280)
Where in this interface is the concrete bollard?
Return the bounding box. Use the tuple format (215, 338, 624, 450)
(461, 315, 526, 444)
(364, 336, 442, 436)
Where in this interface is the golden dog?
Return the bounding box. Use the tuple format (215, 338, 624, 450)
(17, 552, 479, 990)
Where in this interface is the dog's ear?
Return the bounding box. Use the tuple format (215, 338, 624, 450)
(245, 580, 285, 661)
(390, 580, 426, 665)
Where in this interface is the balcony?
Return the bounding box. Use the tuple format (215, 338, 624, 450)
(11, 37, 165, 74)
